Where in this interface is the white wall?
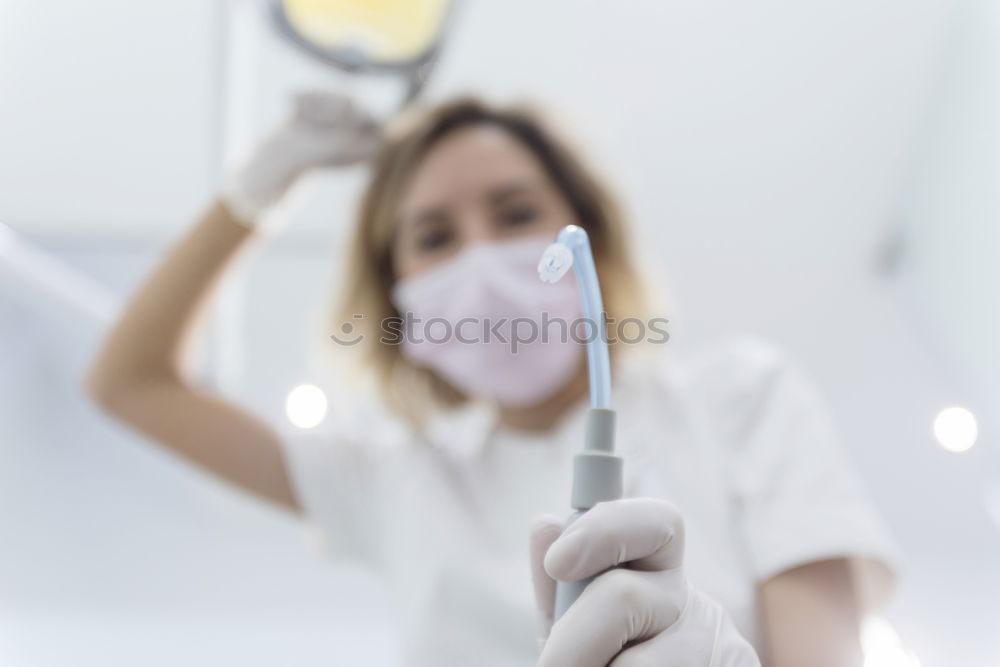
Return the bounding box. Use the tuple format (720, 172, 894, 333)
(2, 0, 998, 665)
(902, 0, 1000, 402)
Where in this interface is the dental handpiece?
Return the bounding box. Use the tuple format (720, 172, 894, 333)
(538, 225, 624, 621)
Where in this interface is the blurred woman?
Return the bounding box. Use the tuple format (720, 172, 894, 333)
(85, 92, 896, 666)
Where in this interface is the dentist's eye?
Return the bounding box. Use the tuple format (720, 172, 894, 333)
(417, 228, 454, 251)
(499, 205, 539, 227)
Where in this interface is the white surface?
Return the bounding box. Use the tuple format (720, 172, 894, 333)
(0, 610, 394, 667)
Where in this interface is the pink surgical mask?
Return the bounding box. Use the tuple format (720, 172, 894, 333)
(390, 236, 584, 407)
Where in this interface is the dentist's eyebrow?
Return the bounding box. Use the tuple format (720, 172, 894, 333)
(402, 205, 450, 231)
(487, 180, 544, 205)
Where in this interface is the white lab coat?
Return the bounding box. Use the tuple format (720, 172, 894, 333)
(280, 336, 898, 666)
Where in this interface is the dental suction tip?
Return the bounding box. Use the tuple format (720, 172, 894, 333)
(538, 243, 574, 283)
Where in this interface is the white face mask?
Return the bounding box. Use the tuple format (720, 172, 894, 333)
(390, 236, 584, 407)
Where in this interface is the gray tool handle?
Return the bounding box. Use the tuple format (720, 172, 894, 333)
(554, 575, 594, 621)
(553, 409, 623, 622)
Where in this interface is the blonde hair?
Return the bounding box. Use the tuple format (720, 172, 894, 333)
(334, 96, 648, 422)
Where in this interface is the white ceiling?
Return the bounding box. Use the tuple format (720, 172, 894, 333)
(0, 0, 218, 233)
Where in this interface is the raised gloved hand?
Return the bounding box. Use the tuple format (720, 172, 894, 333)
(220, 90, 380, 230)
(530, 498, 761, 667)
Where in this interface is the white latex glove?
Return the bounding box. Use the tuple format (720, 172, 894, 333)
(530, 498, 761, 667)
(220, 90, 380, 230)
